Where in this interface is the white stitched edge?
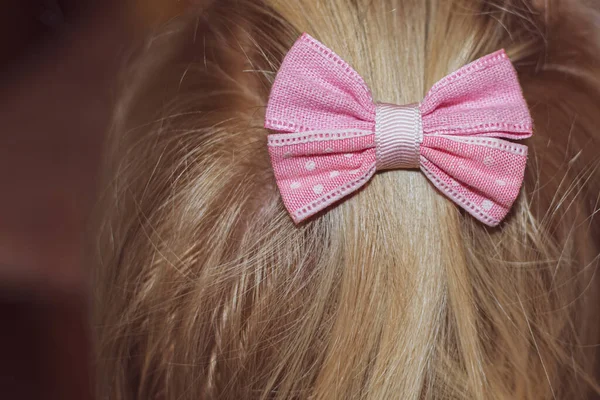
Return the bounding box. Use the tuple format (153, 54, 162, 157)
(416, 106, 424, 144)
(424, 123, 533, 135)
(427, 52, 507, 97)
(292, 164, 377, 222)
(433, 135, 527, 156)
(300, 34, 371, 95)
(268, 129, 374, 147)
(420, 159, 501, 226)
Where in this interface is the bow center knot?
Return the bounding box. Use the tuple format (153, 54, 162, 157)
(375, 103, 423, 171)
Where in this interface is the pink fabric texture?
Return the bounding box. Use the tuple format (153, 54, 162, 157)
(266, 33, 533, 226)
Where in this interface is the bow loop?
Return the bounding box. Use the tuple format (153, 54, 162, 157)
(420, 135, 528, 225)
(268, 129, 377, 223)
(265, 33, 375, 133)
(421, 50, 533, 140)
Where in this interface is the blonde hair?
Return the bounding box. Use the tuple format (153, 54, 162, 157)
(94, 1, 600, 398)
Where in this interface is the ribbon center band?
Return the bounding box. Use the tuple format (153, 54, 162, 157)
(375, 103, 423, 170)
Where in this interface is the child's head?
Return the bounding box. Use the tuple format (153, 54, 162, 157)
(94, 1, 600, 398)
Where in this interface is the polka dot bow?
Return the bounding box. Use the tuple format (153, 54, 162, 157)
(265, 33, 533, 226)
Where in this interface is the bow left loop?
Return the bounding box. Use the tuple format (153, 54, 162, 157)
(265, 33, 376, 133)
(268, 129, 377, 223)
(266, 33, 380, 222)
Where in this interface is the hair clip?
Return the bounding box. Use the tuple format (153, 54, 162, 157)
(265, 33, 532, 226)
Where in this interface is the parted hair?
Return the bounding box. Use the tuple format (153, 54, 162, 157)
(94, 0, 600, 398)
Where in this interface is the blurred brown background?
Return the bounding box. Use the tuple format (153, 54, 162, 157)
(0, 0, 191, 398)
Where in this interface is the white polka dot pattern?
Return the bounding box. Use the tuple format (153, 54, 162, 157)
(481, 200, 494, 211)
(484, 156, 495, 166)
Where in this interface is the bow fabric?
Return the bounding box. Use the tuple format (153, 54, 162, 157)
(265, 33, 533, 226)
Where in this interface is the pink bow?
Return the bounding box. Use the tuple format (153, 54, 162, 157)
(266, 33, 533, 226)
